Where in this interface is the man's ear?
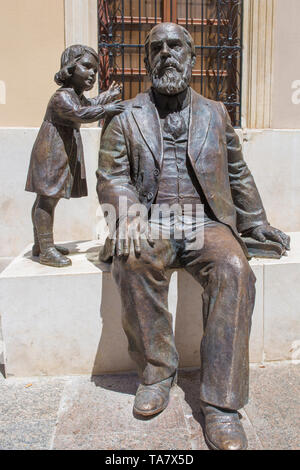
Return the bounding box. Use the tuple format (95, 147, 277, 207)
(144, 57, 150, 75)
(191, 55, 196, 68)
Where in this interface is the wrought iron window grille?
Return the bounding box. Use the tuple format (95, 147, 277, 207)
(98, 0, 243, 127)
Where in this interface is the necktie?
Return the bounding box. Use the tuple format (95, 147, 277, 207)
(163, 111, 187, 140)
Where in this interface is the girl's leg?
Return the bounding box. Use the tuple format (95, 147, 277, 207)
(31, 195, 40, 256)
(32, 195, 69, 257)
(34, 195, 71, 267)
(51, 203, 69, 254)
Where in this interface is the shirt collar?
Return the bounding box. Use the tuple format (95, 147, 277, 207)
(152, 87, 190, 114)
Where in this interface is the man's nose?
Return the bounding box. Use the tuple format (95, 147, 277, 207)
(160, 43, 171, 58)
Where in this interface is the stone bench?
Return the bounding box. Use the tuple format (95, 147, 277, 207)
(0, 235, 299, 377)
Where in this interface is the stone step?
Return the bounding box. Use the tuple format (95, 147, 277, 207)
(0, 235, 299, 377)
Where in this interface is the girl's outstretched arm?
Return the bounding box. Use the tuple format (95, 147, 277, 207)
(53, 90, 106, 124)
(87, 81, 123, 106)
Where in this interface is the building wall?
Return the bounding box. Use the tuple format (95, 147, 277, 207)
(0, 0, 65, 127)
(271, 0, 300, 129)
(3, 0, 299, 130)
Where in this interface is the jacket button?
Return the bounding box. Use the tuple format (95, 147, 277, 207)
(147, 192, 153, 200)
(154, 169, 160, 176)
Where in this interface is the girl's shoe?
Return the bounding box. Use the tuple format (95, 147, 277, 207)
(39, 247, 72, 267)
(32, 244, 69, 257)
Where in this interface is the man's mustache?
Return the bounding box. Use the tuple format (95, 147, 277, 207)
(152, 59, 184, 76)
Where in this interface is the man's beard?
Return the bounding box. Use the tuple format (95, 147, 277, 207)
(150, 59, 193, 95)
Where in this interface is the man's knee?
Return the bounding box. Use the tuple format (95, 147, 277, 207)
(217, 251, 255, 285)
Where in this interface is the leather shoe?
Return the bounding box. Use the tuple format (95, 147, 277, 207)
(32, 244, 69, 257)
(133, 373, 177, 417)
(39, 247, 72, 267)
(201, 402, 248, 450)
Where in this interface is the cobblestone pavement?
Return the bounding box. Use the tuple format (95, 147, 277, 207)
(0, 363, 299, 450)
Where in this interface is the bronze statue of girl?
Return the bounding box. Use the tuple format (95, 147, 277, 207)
(25, 44, 124, 267)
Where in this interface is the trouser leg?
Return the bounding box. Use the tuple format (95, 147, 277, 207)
(112, 238, 179, 385)
(182, 223, 256, 410)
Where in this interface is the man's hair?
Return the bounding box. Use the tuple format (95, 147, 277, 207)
(144, 23, 196, 68)
(54, 45, 98, 86)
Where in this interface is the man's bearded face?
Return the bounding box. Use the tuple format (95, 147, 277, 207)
(147, 25, 194, 95)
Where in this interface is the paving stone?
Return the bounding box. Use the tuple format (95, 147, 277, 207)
(245, 364, 300, 450)
(0, 419, 56, 450)
(177, 369, 201, 412)
(53, 429, 193, 450)
(175, 369, 208, 449)
(0, 365, 299, 450)
(177, 369, 264, 450)
(238, 408, 264, 450)
(0, 376, 66, 422)
(55, 374, 187, 436)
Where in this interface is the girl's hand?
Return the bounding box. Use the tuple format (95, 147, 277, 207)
(103, 100, 125, 117)
(107, 81, 123, 100)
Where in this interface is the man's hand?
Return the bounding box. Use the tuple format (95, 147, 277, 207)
(247, 223, 290, 251)
(103, 100, 125, 117)
(114, 216, 154, 257)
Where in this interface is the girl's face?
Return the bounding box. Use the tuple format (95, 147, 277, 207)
(71, 52, 98, 93)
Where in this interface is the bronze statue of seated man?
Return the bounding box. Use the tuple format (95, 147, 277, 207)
(96, 23, 290, 450)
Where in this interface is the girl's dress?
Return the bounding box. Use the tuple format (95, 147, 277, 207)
(25, 87, 110, 199)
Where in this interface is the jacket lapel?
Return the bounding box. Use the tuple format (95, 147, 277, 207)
(132, 90, 163, 168)
(131, 88, 211, 168)
(188, 89, 211, 164)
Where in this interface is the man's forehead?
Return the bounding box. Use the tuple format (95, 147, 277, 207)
(149, 23, 185, 44)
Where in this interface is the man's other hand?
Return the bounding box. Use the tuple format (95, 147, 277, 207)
(247, 223, 290, 251)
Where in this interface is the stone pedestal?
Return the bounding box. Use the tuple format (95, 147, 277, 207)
(0, 235, 299, 377)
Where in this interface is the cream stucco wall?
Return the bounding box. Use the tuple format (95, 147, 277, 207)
(271, 0, 300, 129)
(242, 0, 300, 129)
(2, 0, 299, 129)
(0, 0, 65, 127)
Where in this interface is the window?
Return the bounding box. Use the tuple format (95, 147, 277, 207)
(98, 0, 243, 126)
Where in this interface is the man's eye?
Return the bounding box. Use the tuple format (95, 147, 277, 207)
(152, 44, 161, 51)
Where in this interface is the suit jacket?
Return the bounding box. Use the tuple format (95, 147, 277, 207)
(96, 88, 268, 260)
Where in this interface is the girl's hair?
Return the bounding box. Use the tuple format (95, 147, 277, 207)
(54, 45, 98, 86)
